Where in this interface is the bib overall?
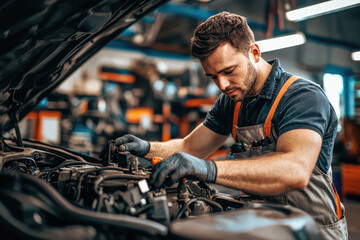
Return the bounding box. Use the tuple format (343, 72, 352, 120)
(230, 76, 347, 239)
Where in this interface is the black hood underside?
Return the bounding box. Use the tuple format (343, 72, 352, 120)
(0, 0, 167, 132)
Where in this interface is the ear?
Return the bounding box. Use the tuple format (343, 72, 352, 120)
(250, 44, 261, 63)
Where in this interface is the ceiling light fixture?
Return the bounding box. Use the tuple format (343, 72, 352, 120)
(351, 51, 360, 61)
(286, 0, 360, 22)
(256, 32, 306, 53)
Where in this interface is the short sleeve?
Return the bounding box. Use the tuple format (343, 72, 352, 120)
(203, 93, 234, 136)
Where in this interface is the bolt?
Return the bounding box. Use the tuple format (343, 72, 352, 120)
(140, 198, 147, 206)
(33, 212, 43, 225)
(129, 207, 136, 215)
(33, 152, 42, 161)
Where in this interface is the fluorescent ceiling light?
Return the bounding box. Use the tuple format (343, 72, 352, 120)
(256, 32, 306, 53)
(286, 0, 360, 22)
(351, 51, 360, 61)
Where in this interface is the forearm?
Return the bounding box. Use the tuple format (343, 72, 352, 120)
(144, 139, 185, 159)
(215, 152, 310, 195)
(215, 129, 321, 195)
(145, 123, 227, 160)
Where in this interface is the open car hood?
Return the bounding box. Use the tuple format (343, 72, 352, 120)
(0, 0, 167, 132)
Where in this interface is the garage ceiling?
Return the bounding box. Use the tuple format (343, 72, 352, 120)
(119, 0, 360, 56)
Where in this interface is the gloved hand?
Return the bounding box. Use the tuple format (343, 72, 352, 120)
(150, 152, 217, 188)
(114, 134, 150, 157)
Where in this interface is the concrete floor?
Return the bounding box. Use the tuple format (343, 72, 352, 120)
(343, 199, 360, 240)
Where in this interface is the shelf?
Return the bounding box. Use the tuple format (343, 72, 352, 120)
(342, 164, 360, 198)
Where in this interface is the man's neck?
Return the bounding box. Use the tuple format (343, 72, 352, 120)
(249, 58, 272, 97)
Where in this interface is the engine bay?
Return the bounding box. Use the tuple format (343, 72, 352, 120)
(0, 138, 322, 240)
(0, 138, 245, 239)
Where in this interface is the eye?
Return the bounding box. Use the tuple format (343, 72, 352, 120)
(224, 69, 234, 75)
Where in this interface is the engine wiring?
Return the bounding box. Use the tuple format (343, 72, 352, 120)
(0, 173, 169, 237)
(74, 166, 143, 203)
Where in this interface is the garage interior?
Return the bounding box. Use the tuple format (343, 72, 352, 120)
(3, 0, 360, 239)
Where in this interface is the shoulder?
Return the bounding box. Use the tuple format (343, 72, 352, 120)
(275, 77, 337, 137)
(284, 78, 329, 105)
(274, 75, 331, 117)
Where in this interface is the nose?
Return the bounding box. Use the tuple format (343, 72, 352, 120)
(217, 76, 230, 92)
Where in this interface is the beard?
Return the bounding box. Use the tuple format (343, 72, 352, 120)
(229, 58, 257, 102)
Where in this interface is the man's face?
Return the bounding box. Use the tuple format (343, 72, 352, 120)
(200, 42, 258, 102)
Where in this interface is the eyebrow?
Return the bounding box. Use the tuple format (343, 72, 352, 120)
(205, 65, 236, 77)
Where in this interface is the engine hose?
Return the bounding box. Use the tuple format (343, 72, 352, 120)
(22, 157, 38, 169)
(1, 157, 38, 174)
(94, 176, 105, 195)
(174, 198, 198, 220)
(75, 167, 147, 203)
(21, 140, 87, 163)
(6, 174, 168, 236)
(174, 197, 224, 220)
(0, 200, 97, 240)
(196, 197, 223, 212)
(46, 161, 87, 182)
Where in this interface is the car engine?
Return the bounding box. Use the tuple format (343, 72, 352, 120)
(0, 138, 323, 240)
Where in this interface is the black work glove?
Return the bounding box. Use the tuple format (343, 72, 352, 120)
(114, 134, 150, 157)
(150, 152, 217, 188)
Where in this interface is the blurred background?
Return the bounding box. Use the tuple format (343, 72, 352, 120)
(15, 0, 360, 238)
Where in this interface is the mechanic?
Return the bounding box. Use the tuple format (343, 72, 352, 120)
(113, 12, 347, 239)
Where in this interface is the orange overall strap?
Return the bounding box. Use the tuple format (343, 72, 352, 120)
(331, 182, 343, 220)
(263, 75, 342, 219)
(232, 102, 242, 140)
(263, 75, 300, 137)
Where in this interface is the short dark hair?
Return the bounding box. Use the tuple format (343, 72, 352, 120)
(190, 11, 255, 60)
